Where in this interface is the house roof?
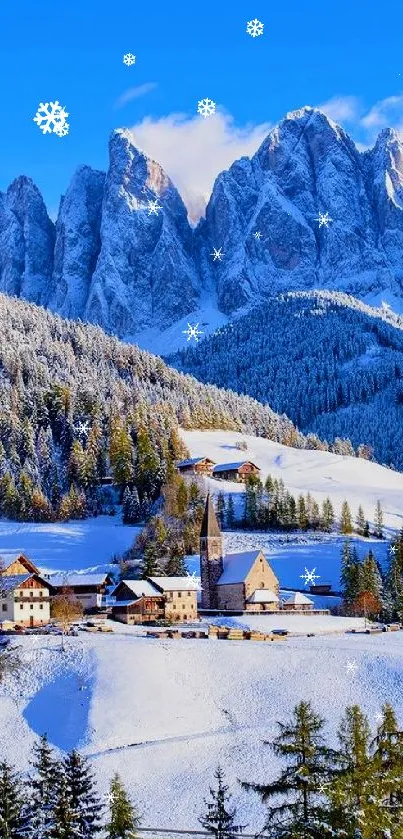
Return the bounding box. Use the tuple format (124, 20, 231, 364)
(149, 576, 199, 592)
(218, 550, 263, 585)
(212, 461, 260, 473)
(114, 580, 160, 599)
(200, 493, 221, 539)
(0, 573, 51, 592)
(247, 589, 279, 604)
(46, 573, 109, 588)
(176, 457, 215, 468)
(0, 553, 39, 574)
(284, 592, 314, 606)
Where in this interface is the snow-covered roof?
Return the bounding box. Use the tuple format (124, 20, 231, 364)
(212, 461, 259, 473)
(111, 599, 138, 607)
(284, 592, 314, 606)
(176, 457, 214, 467)
(149, 576, 199, 592)
(218, 550, 262, 585)
(247, 589, 279, 604)
(0, 574, 30, 592)
(46, 573, 109, 588)
(115, 580, 160, 598)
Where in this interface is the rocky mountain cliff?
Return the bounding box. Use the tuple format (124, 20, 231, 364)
(1, 108, 403, 342)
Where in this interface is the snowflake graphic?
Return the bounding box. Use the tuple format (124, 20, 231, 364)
(300, 567, 320, 587)
(73, 420, 90, 440)
(182, 323, 204, 342)
(33, 101, 69, 136)
(315, 211, 333, 228)
(197, 98, 216, 118)
(185, 572, 203, 591)
(390, 544, 397, 554)
(246, 18, 264, 37)
(345, 659, 358, 675)
(253, 231, 262, 240)
(123, 53, 136, 66)
(147, 199, 162, 216)
(53, 122, 70, 138)
(211, 247, 224, 261)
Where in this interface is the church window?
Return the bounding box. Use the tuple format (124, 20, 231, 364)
(261, 582, 265, 588)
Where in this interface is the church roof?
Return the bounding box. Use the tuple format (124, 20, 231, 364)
(200, 494, 221, 539)
(217, 550, 263, 585)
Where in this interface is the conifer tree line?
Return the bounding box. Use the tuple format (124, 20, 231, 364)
(0, 734, 140, 838)
(0, 294, 313, 524)
(216, 476, 385, 538)
(3, 701, 403, 839)
(340, 529, 403, 622)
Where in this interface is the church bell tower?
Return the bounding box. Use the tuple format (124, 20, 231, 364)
(200, 493, 224, 609)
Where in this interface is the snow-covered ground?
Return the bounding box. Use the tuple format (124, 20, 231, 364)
(0, 516, 139, 574)
(1, 629, 402, 831)
(180, 429, 403, 532)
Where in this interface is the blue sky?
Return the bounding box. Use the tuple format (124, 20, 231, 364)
(1, 0, 402, 215)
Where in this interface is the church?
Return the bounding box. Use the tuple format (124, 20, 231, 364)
(200, 494, 280, 612)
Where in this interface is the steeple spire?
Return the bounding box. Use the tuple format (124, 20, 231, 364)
(200, 493, 224, 609)
(200, 492, 221, 539)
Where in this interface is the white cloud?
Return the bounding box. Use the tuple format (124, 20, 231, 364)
(317, 95, 362, 123)
(360, 94, 403, 130)
(114, 83, 158, 109)
(317, 93, 403, 145)
(128, 110, 271, 221)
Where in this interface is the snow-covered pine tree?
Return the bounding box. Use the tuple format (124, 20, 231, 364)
(226, 495, 235, 529)
(340, 500, 353, 534)
(356, 505, 366, 536)
(28, 735, 62, 838)
(241, 701, 333, 836)
(372, 703, 403, 822)
(0, 761, 31, 838)
(199, 766, 244, 839)
(340, 541, 361, 607)
(122, 488, 141, 524)
(321, 497, 334, 532)
(50, 776, 79, 839)
(384, 534, 403, 621)
(106, 773, 141, 839)
(374, 500, 384, 539)
(63, 750, 102, 838)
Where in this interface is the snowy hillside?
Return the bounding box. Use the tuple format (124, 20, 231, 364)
(1, 630, 401, 831)
(180, 428, 403, 532)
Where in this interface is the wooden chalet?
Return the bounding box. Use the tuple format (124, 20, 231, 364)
(111, 580, 165, 625)
(176, 457, 216, 476)
(0, 554, 52, 627)
(212, 461, 261, 482)
(47, 572, 113, 611)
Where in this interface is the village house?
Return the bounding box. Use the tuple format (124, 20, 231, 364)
(46, 572, 113, 611)
(149, 576, 199, 621)
(200, 494, 279, 612)
(0, 554, 51, 627)
(282, 592, 314, 611)
(111, 580, 165, 624)
(176, 457, 216, 476)
(212, 461, 261, 482)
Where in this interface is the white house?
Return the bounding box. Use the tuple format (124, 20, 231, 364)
(0, 572, 51, 627)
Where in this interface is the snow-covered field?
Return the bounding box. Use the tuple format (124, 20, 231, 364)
(1, 629, 402, 831)
(180, 428, 403, 531)
(0, 516, 140, 574)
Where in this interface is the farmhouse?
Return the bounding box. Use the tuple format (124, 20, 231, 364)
(176, 457, 216, 476)
(282, 592, 314, 611)
(212, 461, 261, 482)
(200, 494, 279, 612)
(149, 576, 198, 621)
(111, 580, 165, 624)
(0, 555, 51, 627)
(47, 572, 112, 610)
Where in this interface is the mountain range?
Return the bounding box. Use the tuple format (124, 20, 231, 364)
(2, 106, 403, 355)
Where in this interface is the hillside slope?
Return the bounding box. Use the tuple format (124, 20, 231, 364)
(172, 291, 403, 469)
(0, 293, 306, 521)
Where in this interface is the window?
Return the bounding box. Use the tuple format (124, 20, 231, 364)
(39, 604, 43, 610)
(178, 592, 182, 598)
(182, 604, 186, 610)
(2, 604, 6, 612)
(20, 604, 23, 610)
(30, 604, 33, 610)
(30, 591, 33, 597)
(261, 582, 265, 588)
(172, 604, 176, 610)
(188, 591, 191, 597)
(39, 591, 43, 597)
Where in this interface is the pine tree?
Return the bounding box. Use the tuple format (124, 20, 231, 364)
(297, 495, 308, 530)
(340, 500, 353, 534)
(374, 500, 384, 539)
(63, 750, 101, 837)
(50, 777, 79, 839)
(340, 541, 361, 607)
(242, 701, 333, 836)
(110, 419, 134, 488)
(384, 535, 403, 620)
(199, 766, 244, 839)
(216, 493, 226, 529)
(106, 773, 140, 839)
(0, 761, 31, 838)
(356, 505, 366, 536)
(321, 497, 334, 532)
(372, 703, 403, 819)
(122, 488, 141, 524)
(164, 554, 188, 576)
(29, 735, 62, 838)
(226, 495, 235, 529)
(360, 550, 383, 603)
(363, 519, 370, 538)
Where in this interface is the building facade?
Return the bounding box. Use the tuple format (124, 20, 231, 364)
(176, 457, 216, 476)
(111, 580, 165, 624)
(212, 461, 261, 482)
(0, 555, 51, 627)
(149, 577, 198, 621)
(47, 573, 112, 610)
(200, 494, 279, 611)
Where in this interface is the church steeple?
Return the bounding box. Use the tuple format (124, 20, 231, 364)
(200, 493, 224, 609)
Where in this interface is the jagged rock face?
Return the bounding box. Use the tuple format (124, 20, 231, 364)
(0, 177, 55, 305)
(48, 166, 105, 319)
(197, 107, 402, 314)
(1, 110, 403, 339)
(84, 129, 200, 336)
